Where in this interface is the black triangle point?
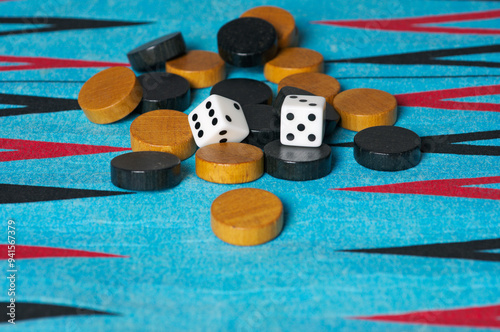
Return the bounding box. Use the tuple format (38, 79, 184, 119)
(420, 130, 500, 156)
(0, 184, 133, 204)
(342, 238, 500, 262)
(0, 302, 118, 322)
(328, 45, 500, 68)
(0, 17, 150, 36)
(0, 93, 79, 117)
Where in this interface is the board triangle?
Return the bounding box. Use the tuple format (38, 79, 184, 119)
(396, 85, 500, 112)
(0, 244, 127, 259)
(0, 17, 149, 36)
(313, 9, 500, 35)
(0, 138, 130, 162)
(352, 304, 500, 328)
(421, 130, 500, 156)
(0, 183, 132, 204)
(0, 55, 129, 71)
(0, 93, 79, 116)
(333, 176, 500, 200)
(0, 302, 117, 322)
(328, 44, 500, 68)
(342, 238, 500, 262)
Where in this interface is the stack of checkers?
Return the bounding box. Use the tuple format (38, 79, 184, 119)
(77, 6, 422, 246)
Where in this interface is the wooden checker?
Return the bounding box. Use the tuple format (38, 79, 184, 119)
(264, 47, 324, 84)
(210, 78, 273, 106)
(211, 188, 284, 246)
(137, 72, 190, 113)
(333, 88, 398, 132)
(217, 17, 278, 67)
(127, 32, 186, 72)
(111, 151, 181, 191)
(278, 73, 340, 106)
(130, 109, 196, 161)
(241, 104, 280, 149)
(78, 67, 142, 124)
(166, 50, 226, 88)
(240, 6, 298, 49)
(354, 126, 421, 171)
(264, 140, 333, 181)
(195, 143, 264, 184)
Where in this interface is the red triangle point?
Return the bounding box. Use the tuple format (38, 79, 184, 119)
(396, 85, 500, 112)
(0, 55, 129, 72)
(0, 138, 130, 162)
(334, 176, 500, 200)
(313, 10, 500, 35)
(352, 304, 500, 328)
(0, 244, 127, 259)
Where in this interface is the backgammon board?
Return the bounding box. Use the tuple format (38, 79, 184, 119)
(0, 0, 499, 330)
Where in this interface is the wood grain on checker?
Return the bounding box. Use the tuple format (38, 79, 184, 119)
(333, 88, 397, 132)
(130, 109, 196, 160)
(195, 143, 264, 184)
(166, 50, 226, 88)
(211, 188, 284, 246)
(240, 6, 298, 49)
(278, 72, 340, 106)
(264, 47, 324, 83)
(78, 67, 142, 124)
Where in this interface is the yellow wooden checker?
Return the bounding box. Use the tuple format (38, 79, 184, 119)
(240, 6, 298, 49)
(211, 188, 284, 246)
(78, 67, 142, 124)
(264, 47, 324, 84)
(333, 88, 398, 132)
(166, 50, 226, 89)
(278, 72, 340, 106)
(130, 109, 196, 161)
(195, 143, 264, 184)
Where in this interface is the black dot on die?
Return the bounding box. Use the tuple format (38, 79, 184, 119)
(198, 130, 204, 138)
(234, 103, 240, 110)
(308, 134, 316, 142)
(212, 118, 218, 126)
(308, 114, 316, 121)
(219, 130, 227, 135)
(299, 99, 307, 102)
(286, 113, 294, 120)
(309, 103, 317, 106)
(195, 122, 201, 129)
(226, 115, 232, 122)
(206, 101, 211, 109)
(297, 124, 305, 131)
(192, 113, 198, 121)
(209, 109, 215, 117)
(220, 138, 228, 143)
(290, 95, 298, 99)
(287, 133, 295, 141)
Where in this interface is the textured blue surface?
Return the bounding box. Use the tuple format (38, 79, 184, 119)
(0, 0, 499, 331)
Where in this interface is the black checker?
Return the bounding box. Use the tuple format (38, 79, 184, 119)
(353, 126, 421, 171)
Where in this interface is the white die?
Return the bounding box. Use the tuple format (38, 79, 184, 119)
(188, 95, 249, 148)
(280, 95, 326, 147)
